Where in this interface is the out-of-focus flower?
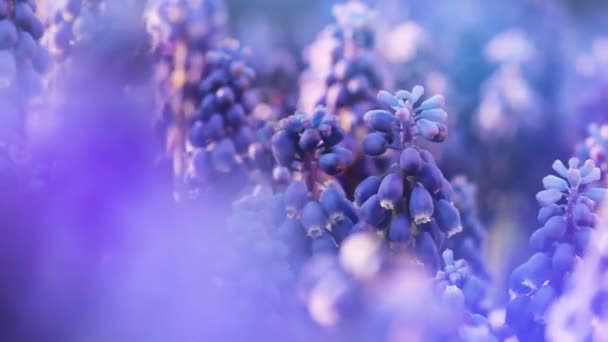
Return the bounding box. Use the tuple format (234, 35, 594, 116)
(381, 22, 426, 64)
(578, 124, 608, 185)
(485, 29, 536, 65)
(506, 158, 607, 341)
(547, 202, 608, 342)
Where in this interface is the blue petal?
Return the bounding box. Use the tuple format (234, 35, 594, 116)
(536, 189, 563, 206)
(542, 175, 569, 191)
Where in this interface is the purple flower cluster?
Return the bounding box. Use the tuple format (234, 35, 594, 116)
(507, 158, 607, 340)
(4, 1, 608, 341)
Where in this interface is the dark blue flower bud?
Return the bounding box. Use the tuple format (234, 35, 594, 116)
(0, 20, 17, 49)
(418, 163, 444, 194)
(320, 185, 346, 222)
(331, 217, 354, 243)
(529, 228, 552, 252)
(399, 147, 422, 175)
(506, 295, 533, 332)
(311, 107, 327, 127)
(319, 153, 347, 176)
(543, 215, 567, 239)
(362, 132, 388, 156)
(439, 178, 454, 201)
(205, 114, 226, 141)
(509, 252, 552, 294)
(198, 94, 217, 120)
(529, 216, 566, 251)
(434, 200, 462, 238)
(364, 109, 397, 132)
(271, 130, 298, 166)
(552, 243, 575, 274)
(378, 173, 403, 210)
(234, 126, 254, 153)
(299, 128, 322, 152)
(360, 194, 390, 228)
(284, 180, 308, 217)
(283, 116, 305, 134)
(226, 104, 245, 126)
(409, 183, 434, 224)
(189, 121, 206, 147)
(302, 201, 329, 237)
(537, 204, 562, 225)
(388, 213, 412, 242)
(319, 123, 344, 147)
(574, 227, 593, 255)
(215, 86, 235, 108)
(529, 284, 556, 319)
(354, 176, 381, 206)
(341, 198, 359, 223)
(573, 202, 594, 227)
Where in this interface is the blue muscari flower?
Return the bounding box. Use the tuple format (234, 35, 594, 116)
(447, 176, 490, 278)
(365, 86, 448, 147)
(0, 0, 49, 139)
(506, 158, 608, 340)
(435, 249, 488, 313)
(314, 2, 382, 119)
(545, 208, 608, 341)
(183, 41, 256, 199)
(578, 124, 608, 185)
(271, 107, 353, 177)
(349, 87, 459, 273)
(265, 109, 357, 259)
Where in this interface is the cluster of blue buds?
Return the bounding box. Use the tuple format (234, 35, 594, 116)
(579, 124, 608, 184)
(46, 0, 149, 69)
(506, 158, 607, 341)
(46, 0, 104, 60)
(317, 2, 382, 124)
(434, 249, 496, 340)
(271, 107, 353, 178)
(546, 209, 608, 341)
(0, 0, 49, 98)
(269, 180, 359, 263)
(146, 0, 226, 191)
(362, 86, 448, 155)
(186, 41, 257, 199)
(354, 87, 458, 272)
(434, 249, 488, 313)
(150, 0, 225, 55)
